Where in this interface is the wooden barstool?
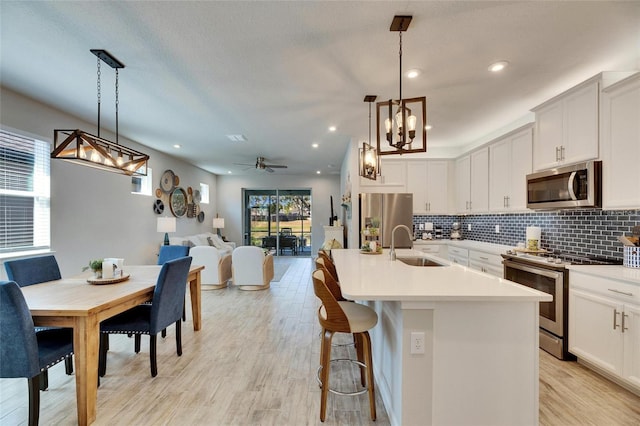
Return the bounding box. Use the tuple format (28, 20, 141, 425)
(311, 268, 377, 422)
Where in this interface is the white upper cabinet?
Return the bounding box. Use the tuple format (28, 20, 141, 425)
(489, 125, 533, 212)
(533, 77, 599, 171)
(601, 73, 640, 209)
(360, 159, 406, 192)
(456, 148, 489, 214)
(406, 160, 449, 214)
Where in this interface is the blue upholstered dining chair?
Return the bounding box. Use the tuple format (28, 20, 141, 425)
(157, 245, 189, 265)
(0, 280, 75, 426)
(4, 255, 74, 388)
(156, 244, 190, 328)
(98, 256, 192, 378)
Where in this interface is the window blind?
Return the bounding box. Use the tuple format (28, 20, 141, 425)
(0, 129, 51, 253)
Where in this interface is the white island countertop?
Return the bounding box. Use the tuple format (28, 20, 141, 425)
(331, 248, 551, 302)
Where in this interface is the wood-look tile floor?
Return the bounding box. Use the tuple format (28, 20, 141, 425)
(2, 256, 639, 425)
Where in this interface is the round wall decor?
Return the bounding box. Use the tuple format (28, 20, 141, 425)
(160, 170, 176, 193)
(153, 199, 164, 214)
(197, 211, 205, 223)
(170, 187, 188, 217)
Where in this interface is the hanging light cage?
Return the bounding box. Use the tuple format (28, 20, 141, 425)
(52, 129, 149, 177)
(359, 95, 379, 180)
(376, 15, 427, 156)
(51, 49, 149, 176)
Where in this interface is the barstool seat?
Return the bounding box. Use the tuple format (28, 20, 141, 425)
(312, 268, 377, 422)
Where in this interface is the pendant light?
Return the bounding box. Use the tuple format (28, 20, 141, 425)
(376, 16, 427, 156)
(360, 95, 379, 180)
(51, 49, 149, 176)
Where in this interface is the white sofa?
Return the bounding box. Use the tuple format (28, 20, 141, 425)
(189, 246, 232, 289)
(169, 232, 236, 256)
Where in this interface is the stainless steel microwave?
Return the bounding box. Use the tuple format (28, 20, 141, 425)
(526, 161, 602, 210)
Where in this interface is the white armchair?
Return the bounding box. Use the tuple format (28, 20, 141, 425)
(189, 246, 232, 289)
(232, 246, 274, 291)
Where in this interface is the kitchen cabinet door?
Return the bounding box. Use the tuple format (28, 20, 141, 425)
(489, 138, 511, 211)
(533, 77, 599, 171)
(569, 289, 624, 375)
(490, 126, 533, 212)
(455, 155, 471, 213)
(426, 161, 449, 214)
(509, 127, 533, 210)
(407, 161, 428, 213)
(623, 303, 640, 389)
(407, 160, 450, 214)
(470, 148, 489, 213)
(602, 73, 640, 209)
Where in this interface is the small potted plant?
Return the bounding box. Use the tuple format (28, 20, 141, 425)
(83, 259, 104, 278)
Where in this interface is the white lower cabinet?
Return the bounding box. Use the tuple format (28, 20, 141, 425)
(415, 243, 445, 259)
(468, 250, 503, 277)
(448, 246, 469, 266)
(569, 271, 640, 392)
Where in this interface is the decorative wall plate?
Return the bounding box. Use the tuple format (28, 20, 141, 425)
(173, 175, 180, 186)
(193, 189, 201, 203)
(153, 199, 164, 214)
(160, 170, 176, 193)
(170, 187, 188, 217)
(155, 188, 163, 198)
(197, 211, 205, 223)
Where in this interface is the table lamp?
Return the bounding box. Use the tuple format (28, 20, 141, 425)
(212, 217, 225, 237)
(157, 217, 176, 245)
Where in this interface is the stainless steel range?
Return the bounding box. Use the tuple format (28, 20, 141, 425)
(502, 251, 622, 360)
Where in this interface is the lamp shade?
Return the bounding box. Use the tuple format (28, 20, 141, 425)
(212, 218, 225, 229)
(157, 217, 176, 233)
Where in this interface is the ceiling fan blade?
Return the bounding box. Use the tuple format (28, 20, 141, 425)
(265, 166, 275, 173)
(264, 164, 287, 168)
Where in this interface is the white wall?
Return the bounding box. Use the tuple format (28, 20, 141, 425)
(1, 87, 218, 276)
(216, 174, 340, 253)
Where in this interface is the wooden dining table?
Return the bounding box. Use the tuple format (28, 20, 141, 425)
(20, 264, 204, 426)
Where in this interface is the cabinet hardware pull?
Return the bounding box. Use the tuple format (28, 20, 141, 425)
(608, 288, 633, 296)
(555, 146, 560, 161)
(622, 312, 628, 332)
(506, 196, 510, 208)
(479, 256, 489, 261)
(613, 309, 620, 330)
(561, 146, 565, 161)
(503, 196, 507, 208)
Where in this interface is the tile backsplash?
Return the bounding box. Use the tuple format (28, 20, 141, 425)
(414, 209, 640, 260)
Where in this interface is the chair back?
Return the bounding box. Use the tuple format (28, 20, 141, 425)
(0, 281, 40, 379)
(315, 256, 338, 282)
(311, 269, 350, 333)
(157, 245, 189, 265)
(189, 246, 223, 285)
(4, 255, 61, 286)
(232, 246, 267, 285)
(150, 256, 192, 333)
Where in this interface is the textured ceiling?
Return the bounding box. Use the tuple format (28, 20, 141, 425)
(1, 1, 638, 176)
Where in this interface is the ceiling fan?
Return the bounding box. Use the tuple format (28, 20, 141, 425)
(235, 156, 288, 173)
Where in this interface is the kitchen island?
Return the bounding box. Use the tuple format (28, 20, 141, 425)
(331, 248, 551, 426)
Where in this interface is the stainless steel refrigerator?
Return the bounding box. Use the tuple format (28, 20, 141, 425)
(359, 193, 413, 248)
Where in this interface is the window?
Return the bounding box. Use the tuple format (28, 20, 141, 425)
(0, 129, 50, 254)
(200, 183, 210, 204)
(131, 167, 153, 195)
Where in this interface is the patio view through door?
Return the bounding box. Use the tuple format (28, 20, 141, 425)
(244, 189, 312, 257)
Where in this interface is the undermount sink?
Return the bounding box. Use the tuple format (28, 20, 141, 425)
(396, 257, 445, 267)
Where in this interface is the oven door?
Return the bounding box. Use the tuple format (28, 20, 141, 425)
(503, 260, 564, 337)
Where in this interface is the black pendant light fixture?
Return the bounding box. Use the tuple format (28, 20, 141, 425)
(360, 95, 379, 180)
(376, 16, 427, 156)
(51, 49, 149, 176)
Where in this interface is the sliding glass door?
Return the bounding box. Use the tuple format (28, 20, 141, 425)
(243, 189, 311, 256)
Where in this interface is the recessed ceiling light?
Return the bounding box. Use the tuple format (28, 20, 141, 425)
(226, 134, 248, 142)
(328, 126, 336, 132)
(406, 69, 421, 79)
(173, 144, 181, 149)
(488, 61, 509, 72)
(425, 125, 432, 131)
(227, 171, 232, 174)
(312, 143, 319, 148)
(316, 170, 321, 174)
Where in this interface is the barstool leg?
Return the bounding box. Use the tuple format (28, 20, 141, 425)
(353, 333, 366, 387)
(319, 329, 334, 422)
(362, 331, 376, 421)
